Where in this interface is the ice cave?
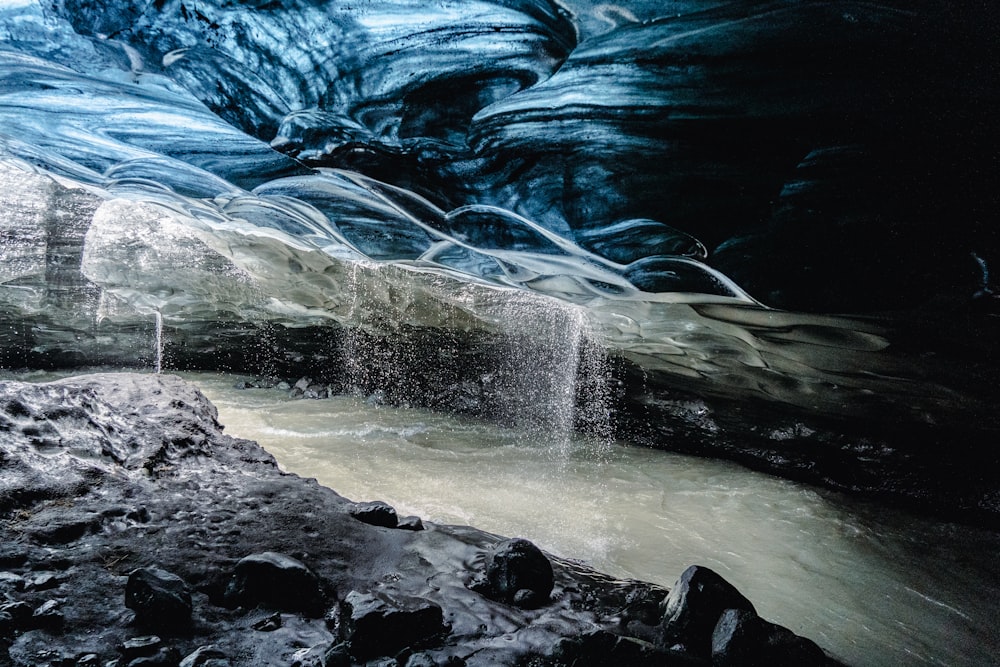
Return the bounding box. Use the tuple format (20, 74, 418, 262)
(1, 0, 998, 665)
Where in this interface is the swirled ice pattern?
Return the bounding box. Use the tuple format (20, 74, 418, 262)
(0, 0, 997, 427)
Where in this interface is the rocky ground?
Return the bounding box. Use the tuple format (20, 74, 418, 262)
(0, 373, 838, 666)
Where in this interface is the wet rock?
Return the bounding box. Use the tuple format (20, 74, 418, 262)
(552, 629, 700, 667)
(321, 643, 351, 667)
(125, 567, 192, 631)
(289, 377, 324, 399)
(0, 600, 32, 629)
(397, 515, 424, 532)
(340, 590, 446, 661)
(25, 571, 64, 591)
(350, 501, 399, 528)
(31, 598, 64, 629)
(0, 571, 26, 594)
(250, 612, 282, 632)
(403, 653, 436, 667)
(121, 635, 162, 660)
(126, 506, 152, 524)
(622, 583, 668, 629)
(289, 643, 333, 667)
(659, 565, 755, 657)
(480, 538, 553, 608)
(225, 552, 324, 617)
(712, 608, 827, 666)
(234, 377, 282, 390)
(28, 513, 100, 545)
(179, 645, 230, 667)
(127, 647, 183, 666)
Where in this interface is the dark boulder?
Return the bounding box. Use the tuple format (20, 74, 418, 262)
(340, 589, 446, 661)
(477, 538, 553, 609)
(350, 501, 399, 528)
(712, 608, 828, 666)
(224, 552, 324, 617)
(397, 515, 424, 531)
(658, 565, 755, 656)
(30, 599, 63, 630)
(125, 567, 193, 631)
(0, 600, 32, 629)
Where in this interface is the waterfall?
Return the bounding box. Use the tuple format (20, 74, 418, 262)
(342, 261, 374, 397)
(333, 267, 614, 452)
(153, 311, 163, 374)
(490, 292, 611, 453)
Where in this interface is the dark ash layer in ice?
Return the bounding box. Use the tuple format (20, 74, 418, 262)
(0, 373, 838, 666)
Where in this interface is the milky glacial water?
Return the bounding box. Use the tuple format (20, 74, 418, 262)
(182, 372, 1000, 667)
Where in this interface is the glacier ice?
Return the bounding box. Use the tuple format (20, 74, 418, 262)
(0, 0, 998, 439)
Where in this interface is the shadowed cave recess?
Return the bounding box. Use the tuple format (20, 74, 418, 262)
(1, 0, 999, 526)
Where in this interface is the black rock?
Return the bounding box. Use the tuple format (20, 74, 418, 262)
(31, 598, 64, 629)
(321, 643, 351, 667)
(552, 629, 702, 667)
(712, 608, 827, 666)
(28, 513, 100, 545)
(127, 647, 182, 666)
(26, 571, 64, 591)
(482, 538, 553, 608)
(658, 565, 755, 657)
(121, 635, 163, 660)
(403, 653, 436, 667)
(0, 600, 32, 627)
(250, 612, 282, 632)
(125, 567, 193, 631)
(225, 551, 324, 617)
(349, 501, 399, 528)
(397, 515, 424, 531)
(179, 644, 229, 667)
(0, 571, 25, 594)
(341, 589, 446, 661)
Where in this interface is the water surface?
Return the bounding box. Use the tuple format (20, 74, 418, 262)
(186, 372, 1000, 667)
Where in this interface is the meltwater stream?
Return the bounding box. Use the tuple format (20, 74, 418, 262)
(187, 372, 1000, 667)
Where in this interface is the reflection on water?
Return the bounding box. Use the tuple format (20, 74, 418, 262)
(185, 372, 1000, 667)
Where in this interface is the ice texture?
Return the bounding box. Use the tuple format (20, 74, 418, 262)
(1, 0, 998, 432)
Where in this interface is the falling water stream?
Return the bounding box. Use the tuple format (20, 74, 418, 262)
(183, 372, 1000, 667)
(153, 311, 163, 375)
